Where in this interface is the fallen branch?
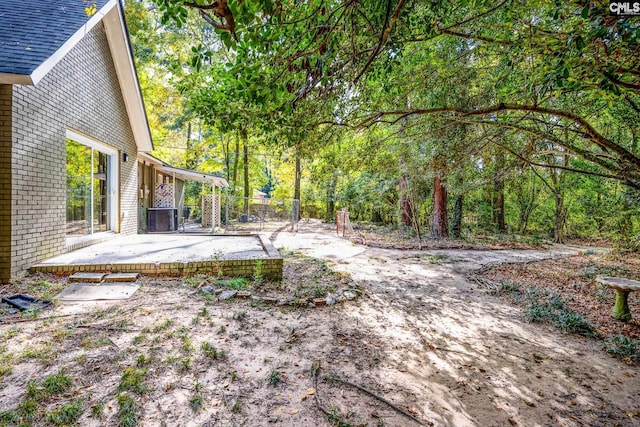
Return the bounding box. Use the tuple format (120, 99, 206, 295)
(324, 374, 427, 426)
(311, 361, 334, 420)
(312, 361, 428, 426)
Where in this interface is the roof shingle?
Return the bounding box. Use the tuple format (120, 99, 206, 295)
(0, 0, 110, 76)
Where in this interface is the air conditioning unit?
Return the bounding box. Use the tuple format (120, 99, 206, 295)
(147, 208, 178, 232)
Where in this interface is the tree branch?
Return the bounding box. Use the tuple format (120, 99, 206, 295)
(357, 103, 640, 169)
(353, 0, 408, 83)
(439, 0, 511, 31)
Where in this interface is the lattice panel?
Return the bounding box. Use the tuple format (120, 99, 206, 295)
(154, 183, 174, 207)
(201, 194, 220, 228)
(202, 194, 213, 227)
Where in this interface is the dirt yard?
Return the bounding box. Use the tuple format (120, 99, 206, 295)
(0, 221, 639, 426)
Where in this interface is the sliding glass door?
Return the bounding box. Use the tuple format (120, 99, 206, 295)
(66, 138, 115, 236)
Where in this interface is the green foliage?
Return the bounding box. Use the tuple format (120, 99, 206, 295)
(217, 277, 248, 290)
(266, 370, 281, 387)
(119, 367, 148, 394)
(139, 0, 640, 246)
(201, 342, 227, 361)
(117, 392, 138, 427)
(27, 371, 72, 401)
(603, 335, 640, 362)
(47, 400, 83, 426)
(495, 283, 596, 337)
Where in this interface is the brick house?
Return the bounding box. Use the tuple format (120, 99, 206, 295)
(0, 0, 154, 281)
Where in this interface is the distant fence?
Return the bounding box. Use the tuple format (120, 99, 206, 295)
(224, 196, 299, 232)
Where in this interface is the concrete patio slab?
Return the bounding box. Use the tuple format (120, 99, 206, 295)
(30, 234, 283, 279)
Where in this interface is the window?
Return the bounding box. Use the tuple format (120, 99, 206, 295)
(65, 131, 118, 236)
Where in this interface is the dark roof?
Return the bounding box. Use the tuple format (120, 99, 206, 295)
(0, 0, 110, 76)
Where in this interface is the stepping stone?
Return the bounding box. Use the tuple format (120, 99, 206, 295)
(57, 283, 140, 301)
(219, 290, 237, 300)
(69, 272, 106, 283)
(104, 273, 140, 283)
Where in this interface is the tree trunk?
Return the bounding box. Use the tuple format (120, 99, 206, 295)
(451, 194, 463, 239)
(553, 194, 567, 243)
(325, 173, 337, 223)
(224, 135, 231, 184)
(493, 151, 506, 234)
(432, 174, 448, 238)
(232, 133, 240, 196)
(293, 154, 301, 222)
(549, 152, 568, 243)
(398, 152, 413, 227)
(185, 121, 196, 169)
(243, 141, 249, 216)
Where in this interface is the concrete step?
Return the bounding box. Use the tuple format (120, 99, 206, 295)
(68, 272, 106, 283)
(103, 273, 140, 283)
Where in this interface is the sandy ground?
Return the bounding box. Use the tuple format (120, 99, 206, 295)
(0, 221, 638, 426)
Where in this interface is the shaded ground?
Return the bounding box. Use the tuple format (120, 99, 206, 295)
(0, 221, 639, 426)
(476, 253, 640, 341)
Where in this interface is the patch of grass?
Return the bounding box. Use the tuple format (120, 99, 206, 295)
(136, 354, 152, 367)
(326, 407, 353, 427)
(552, 310, 595, 336)
(0, 348, 14, 378)
(231, 399, 242, 413)
(132, 333, 147, 345)
(0, 410, 19, 424)
(117, 392, 138, 427)
(579, 263, 628, 280)
(201, 342, 227, 361)
(253, 260, 264, 284)
(426, 254, 448, 264)
(80, 335, 111, 349)
(179, 357, 192, 372)
(496, 283, 596, 338)
(27, 371, 72, 401)
(190, 394, 204, 412)
(52, 328, 73, 343)
(22, 342, 58, 364)
(217, 277, 248, 290)
(521, 288, 596, 337)
(91, 399, 105, 419)
(2, 326, 21, 339)
(180, 333, 194, 354)
(604, 335, 640, 363)
(266, 370, 282, 387)
(151, 318, 175, 333)
(16, 398, 38, 421)
(114, 319, 130, 330)
(593, 284, 610, 302)
(118, 367, 148, 394)
(47, 399, 83, 426)
(233, 310, 247, 321)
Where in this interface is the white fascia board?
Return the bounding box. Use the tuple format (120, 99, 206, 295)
(137, 153, 228, 187)
(156, 165, 229, 187)
(30, 0, 118, 86)
(102, 2, 154, 153)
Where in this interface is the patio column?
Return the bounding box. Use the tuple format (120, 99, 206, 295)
(172, 172, 176, 209)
